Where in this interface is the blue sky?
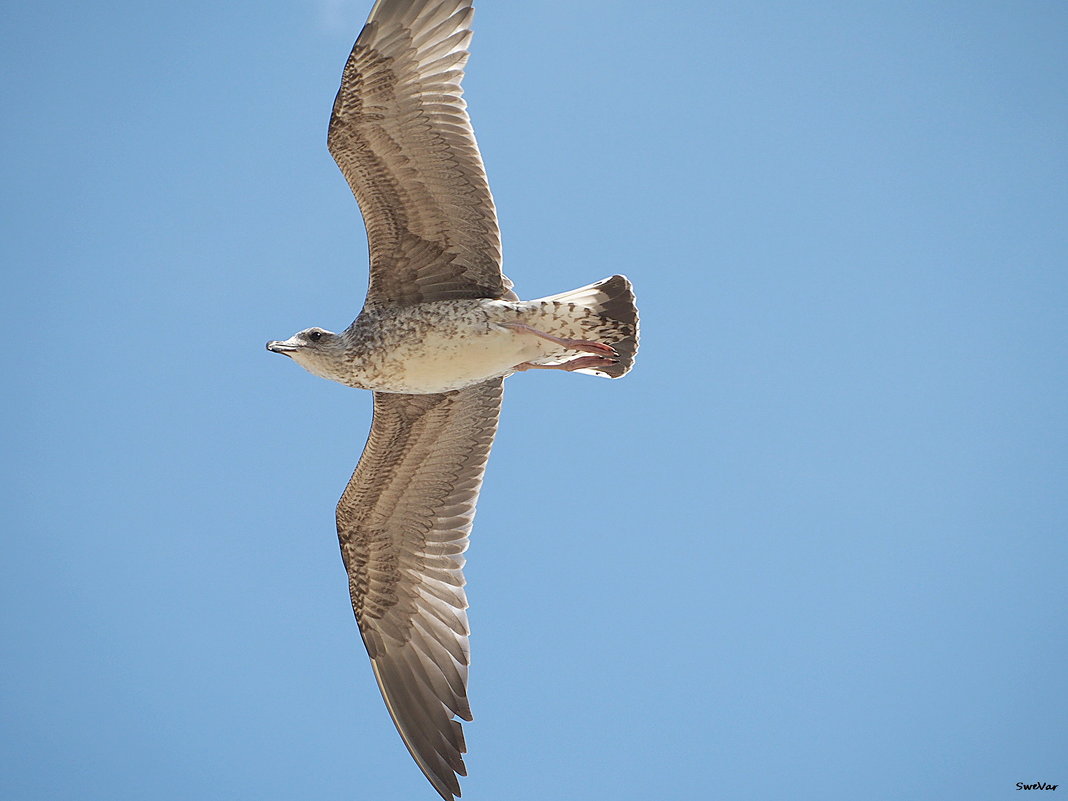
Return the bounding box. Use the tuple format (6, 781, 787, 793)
(3, 1, 1066, 799)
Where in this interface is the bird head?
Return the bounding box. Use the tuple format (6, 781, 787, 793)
(266, 327, 347, 381)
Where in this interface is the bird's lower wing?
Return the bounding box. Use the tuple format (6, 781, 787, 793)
(335, 378, 504, 800)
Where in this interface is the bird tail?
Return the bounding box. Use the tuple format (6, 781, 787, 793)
(531, 275, 639, 378)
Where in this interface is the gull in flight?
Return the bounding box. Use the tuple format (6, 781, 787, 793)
(266, 1, 638, 797)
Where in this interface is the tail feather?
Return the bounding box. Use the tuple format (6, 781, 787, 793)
(533, 275, 639, 378)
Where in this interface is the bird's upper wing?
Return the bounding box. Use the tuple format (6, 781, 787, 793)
(328, 0, 515, 306)
(336, 378, 503, 801)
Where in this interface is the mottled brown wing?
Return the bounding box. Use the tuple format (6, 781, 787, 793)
(328, 0, 515, 306)
(336, 378, 503, 801)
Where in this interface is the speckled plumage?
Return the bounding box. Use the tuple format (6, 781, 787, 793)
(265, 2, 638, 799)
(284, 292, 636, 393)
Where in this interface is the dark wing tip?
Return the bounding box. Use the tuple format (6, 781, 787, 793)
(370, 652, 468, 799)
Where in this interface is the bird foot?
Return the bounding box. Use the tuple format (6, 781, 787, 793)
(500, 322, 618, 357)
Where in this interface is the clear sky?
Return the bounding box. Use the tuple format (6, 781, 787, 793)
(3, 1, 1066, 800)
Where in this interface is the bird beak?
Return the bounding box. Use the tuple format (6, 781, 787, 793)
(266, 339, 299, 355)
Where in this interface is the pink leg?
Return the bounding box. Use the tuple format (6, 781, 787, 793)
(500, 322, 618, 357)
(513, 356, 619, 373)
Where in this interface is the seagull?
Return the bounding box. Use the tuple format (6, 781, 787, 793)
(266, 1, 638, 798)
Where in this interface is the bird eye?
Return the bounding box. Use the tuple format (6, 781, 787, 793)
(309, 331, 323, 342)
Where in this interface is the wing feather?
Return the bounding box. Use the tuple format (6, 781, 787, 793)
(328, 0, 516, 306)
(336, 378, 503, 800)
